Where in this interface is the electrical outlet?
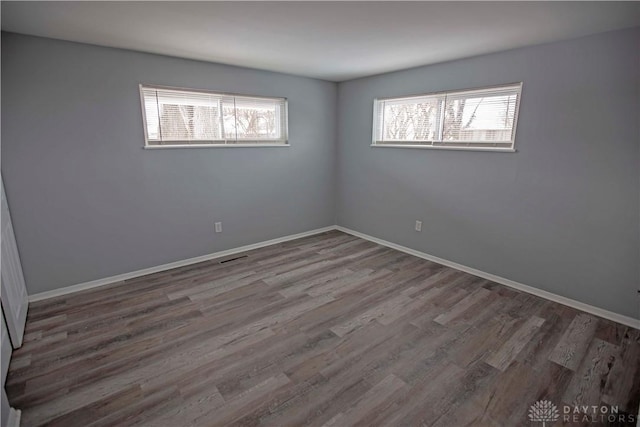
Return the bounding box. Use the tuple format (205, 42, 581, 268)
(215, 222, 222, 233)
(415, 220, 422, 232)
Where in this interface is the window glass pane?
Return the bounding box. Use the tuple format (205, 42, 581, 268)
(381, 96, 441, 142)
(156, 91, 221, 141)
(373, 83, 521, 150)
(140, 86, 288, 146)
(142, 90, 161, 141)
(234, 98, 281, 141)
(222, 97, 237, 141)
(442, 92, 518, 143)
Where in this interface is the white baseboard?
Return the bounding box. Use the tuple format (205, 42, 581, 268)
(28, 226, 336, 302)
(7, 407, 21, 427)
(28, 224, 639, 329)
(335, 226, 639, 329)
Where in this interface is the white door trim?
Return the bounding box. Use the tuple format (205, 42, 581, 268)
(1, 177, 29, 348)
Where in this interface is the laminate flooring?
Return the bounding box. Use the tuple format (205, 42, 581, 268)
(6, 231, 640, 426)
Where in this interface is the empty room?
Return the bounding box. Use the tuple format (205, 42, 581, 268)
(1, 2, 639, 426)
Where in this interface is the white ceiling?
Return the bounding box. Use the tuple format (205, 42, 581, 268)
(2, 2, 640, 82)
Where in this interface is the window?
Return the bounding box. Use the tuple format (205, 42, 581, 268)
(373, 83, 522, 151)
(140, 85, 288, 147)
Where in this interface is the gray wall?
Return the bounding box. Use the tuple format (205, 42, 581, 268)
(1, 33, 337, 294)
(337, 27, 640, 319)
(2, 29, 638, 319)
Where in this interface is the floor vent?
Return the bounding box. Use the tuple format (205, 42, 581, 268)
(219, 255, 248, 264)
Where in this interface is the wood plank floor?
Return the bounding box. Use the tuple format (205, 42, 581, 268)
(6, 230, 640, 426)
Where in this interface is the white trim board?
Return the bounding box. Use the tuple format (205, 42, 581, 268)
(28, 224, 639, 329)
(335, 226, 640, 329)
(28, 226, 336, 302)
(7, 408, 21, 427)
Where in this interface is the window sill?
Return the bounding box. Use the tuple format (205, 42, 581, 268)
(144, 143, 291, 149)
(370, 144, 515, 153)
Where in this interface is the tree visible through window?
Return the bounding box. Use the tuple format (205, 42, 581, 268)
(140, 85, 288, 146)
(374, 83, 522, 150)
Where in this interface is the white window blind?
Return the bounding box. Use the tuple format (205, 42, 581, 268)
(140, 85, 288, 147)
(376, 94, 444, 144)
(373, 83, 522, 151)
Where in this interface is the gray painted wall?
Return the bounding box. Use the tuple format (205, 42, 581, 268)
(2, 29, 638, 319)
(1, 32, 337, 294)
(337, 27, 640, 319)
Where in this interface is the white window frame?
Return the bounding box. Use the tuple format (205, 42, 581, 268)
(372, 82, 522, 152)
(139, 84, 289, 149)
